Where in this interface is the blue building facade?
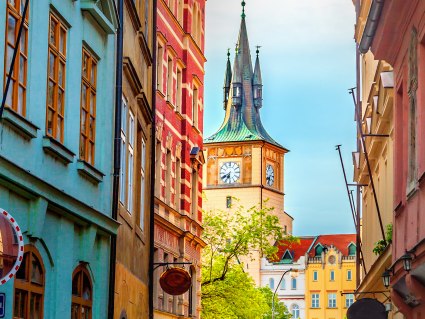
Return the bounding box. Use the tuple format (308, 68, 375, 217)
(0, 0, 118, 317)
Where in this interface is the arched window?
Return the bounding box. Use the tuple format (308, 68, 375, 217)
(269, 278, 275, 290)
(13, 245, 45, 318)
(291, 304, 300, 318)
(71, 265, 93, 319)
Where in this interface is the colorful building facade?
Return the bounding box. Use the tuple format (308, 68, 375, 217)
(305, 235, 356, 319)
(203, 2, 293, 287)
(261, 237, 316, 319)
(113, 0, 154, 318)
(352, 0, 397, 317)
(359, 1, 425, 317)
(153, 0, 206, 318)
(0, 0, 118, 317)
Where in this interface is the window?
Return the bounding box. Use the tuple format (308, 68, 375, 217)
(46, 13, 67, 142)
(166, 57, 173, 102)
(13, 245, 44, 318)
(284, 225, 287, 235)
(138, 126, 146, 230)
(155, 140, 162, 196)
(175, 158, 181, 210)
(192, 85, 198, 128)
(165, 149, 172, 204)
(71, 265, 93, 319)
(269, 278, 275, 290)
(315, 245, 323, 256)
(176, 67, 182, 112)
(143, 0, 150, 40)
(291, 304, 300, 319)
(311, 294, 319, 308)
(328, 293, 337, 308)
(330, 270, 335, 281)
(119, 98, 128, 204)
(177, 0, 183, 25)
(347, 270, 352, 281)
(348, 244, 356, 256)
(127, 111, 135, 213)
(345, 293, 354, 308)
(226, 196, 232, 208)
(291, 277, 297, 290)
(79, 48, 97, 165)
(280, 278, 286, 290)
(313, 271, 318, 281)
(4, 0, 29, 115)
(189, 266, 196, 316)
(156, 43, 163, 91)
(191, 168, 198, 216)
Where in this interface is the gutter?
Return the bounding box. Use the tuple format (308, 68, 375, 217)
(108, 0, 124, 317)
(149, 0, 158, 317)
(359, 0, 385, 54)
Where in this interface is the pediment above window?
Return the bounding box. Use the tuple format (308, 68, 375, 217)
(80, 0, 118, 34)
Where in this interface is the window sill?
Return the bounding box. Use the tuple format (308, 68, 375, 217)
(175, 109, 183, 120)
(42, 136, 75, 164)
(2, 107, 38, 139)
(77, 160, 105, 183)
(166, 100, 175, 110)
(192, 125, 200, 134)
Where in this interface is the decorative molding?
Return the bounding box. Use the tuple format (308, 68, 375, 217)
(1, 107, 39, 139)
(123, 57, 143, 94)
(42, 136, 75, 164)
(80, 0, 118, 34)
(77, 160, 105, 184)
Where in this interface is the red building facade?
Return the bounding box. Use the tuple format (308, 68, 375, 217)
(360, 1, 425, 317)
(153, 0, 206, 318)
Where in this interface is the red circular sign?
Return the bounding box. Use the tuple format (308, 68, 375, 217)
(159, 267, 192, 295)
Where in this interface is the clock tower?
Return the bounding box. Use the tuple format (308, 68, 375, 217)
(203, 2, 293, 285)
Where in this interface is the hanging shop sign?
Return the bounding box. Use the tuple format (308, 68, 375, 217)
(347, 298, 387, 319)
(0, 208, 24, 285)
(159, 267, 192, 295)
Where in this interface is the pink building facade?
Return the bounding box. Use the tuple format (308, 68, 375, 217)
(360, 1, 425, 317)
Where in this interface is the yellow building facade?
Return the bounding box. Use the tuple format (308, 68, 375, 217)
(305, 235, 356, 319)
(353, 1, 399, 317)
(203, 5, 293, 286)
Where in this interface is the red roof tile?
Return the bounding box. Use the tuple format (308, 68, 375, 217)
(271, 237, 316, 263)
(308, 234, 356, 257)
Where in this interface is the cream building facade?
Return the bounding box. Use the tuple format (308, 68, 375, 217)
(203, 3, 292, 286)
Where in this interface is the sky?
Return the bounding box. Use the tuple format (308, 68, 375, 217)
(204, 0, 358, 236)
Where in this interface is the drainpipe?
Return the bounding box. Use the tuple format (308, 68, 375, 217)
(149, 0, 158, 317)
(108, 0, 124, 318)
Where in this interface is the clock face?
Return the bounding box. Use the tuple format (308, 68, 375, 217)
(220, 162, 240, 184)
(266, 164, 274, 186)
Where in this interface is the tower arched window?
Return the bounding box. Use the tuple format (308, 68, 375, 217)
(71, 265, 93, 319)
(291, 304, 300, 318)
(13, 245, 45, 318)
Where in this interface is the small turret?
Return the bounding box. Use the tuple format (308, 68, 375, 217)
(223, 49, 232, 109)
(253, 47, 263, 108)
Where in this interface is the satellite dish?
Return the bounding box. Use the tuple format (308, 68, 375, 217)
(0, 208, 24, 285)
(347, 298, 387, 319)
(159, 267, 192, 295)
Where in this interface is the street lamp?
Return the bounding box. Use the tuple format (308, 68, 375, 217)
(382, 269, 392, 288)
(400, 252, 413, 272)
(272, 268, 298, 319)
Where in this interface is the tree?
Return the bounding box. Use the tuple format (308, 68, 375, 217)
(260, 287, 292, 319)
(201, 199, 297, 318)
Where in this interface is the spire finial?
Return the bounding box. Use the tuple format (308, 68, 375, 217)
(235, 43, 239, 55)
(227, 48, 231, 60)
(256, 45, 261, 57)
(241, 1, 246, 19)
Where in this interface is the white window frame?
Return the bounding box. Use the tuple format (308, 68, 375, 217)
(311, 294, 319, 308)
(280, 278, 286, 290)
(291, 277, 297, 290)
(139, 138, 146, 229)
(291, 304, 300, 319)
(345, 293, 354, 308)
(119, 98, 128, 204)
(328, 293, 337, 308)
(269, 278, 274, 290)
(347, 269, 352, 281)
(127, 111, 135, 214)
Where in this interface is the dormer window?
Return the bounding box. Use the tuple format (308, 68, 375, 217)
(254, 87, 262, 99)
(233, 85, 241, 97)
(315, 244, 324, 257)
(348, 243, 356, 256)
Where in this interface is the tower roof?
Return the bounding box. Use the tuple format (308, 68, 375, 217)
(205, 3, 286, 150)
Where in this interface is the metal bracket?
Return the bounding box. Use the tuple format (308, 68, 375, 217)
(363, 134, 390, 137)
(341, 290, 391, 302)
(153, 262, 192, 271)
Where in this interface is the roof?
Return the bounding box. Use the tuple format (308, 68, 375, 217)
(204, 9, 287, 151)
(270, 236, 316, 263)
(307, 234, 356, 257)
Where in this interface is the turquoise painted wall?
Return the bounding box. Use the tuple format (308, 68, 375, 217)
(0, 0, 118, 317)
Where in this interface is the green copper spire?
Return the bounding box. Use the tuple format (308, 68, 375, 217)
(241, 1, 246, 19)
